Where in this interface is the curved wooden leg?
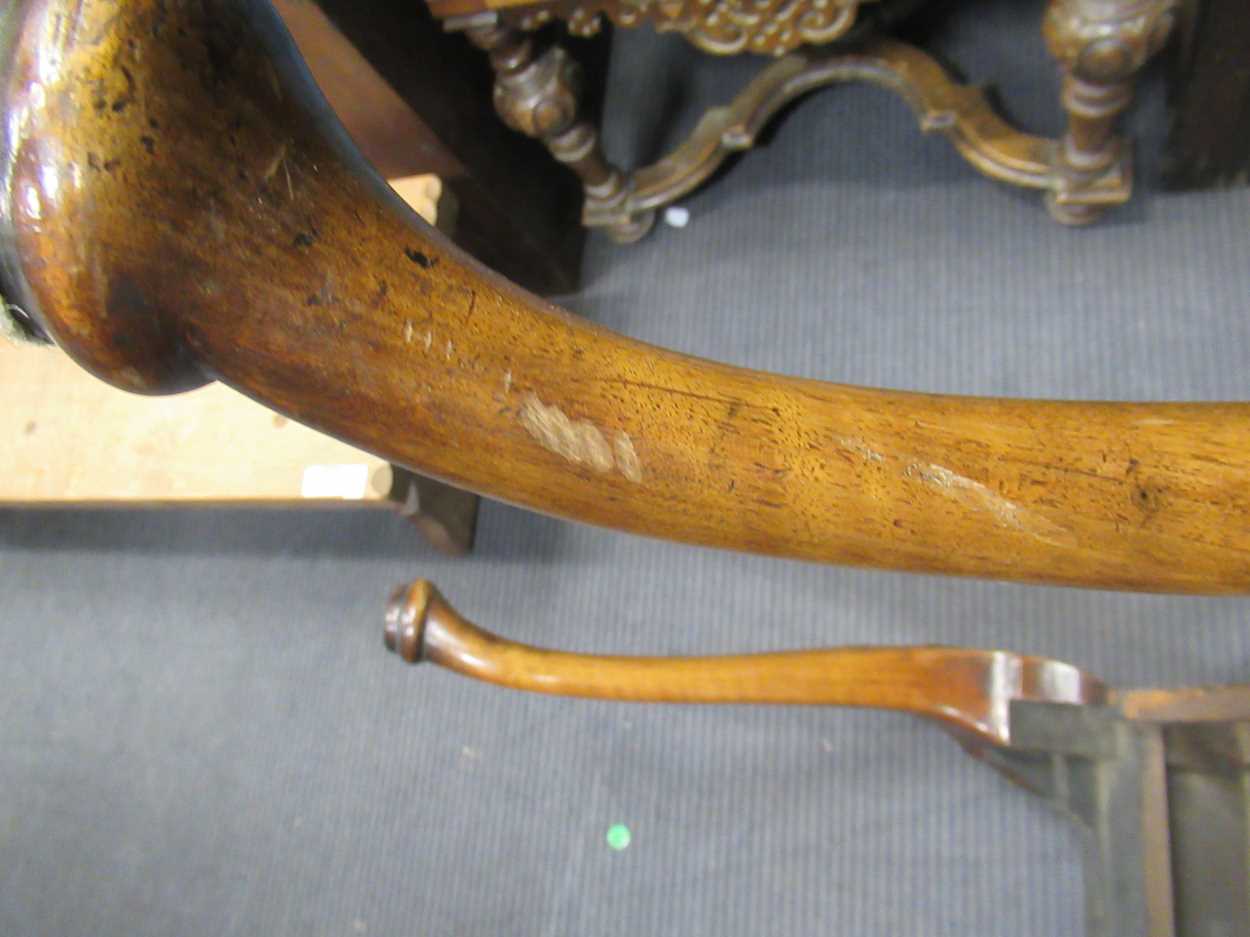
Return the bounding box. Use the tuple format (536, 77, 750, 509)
(462, 21, 655, 243)
(1042, 0, 1178, 224)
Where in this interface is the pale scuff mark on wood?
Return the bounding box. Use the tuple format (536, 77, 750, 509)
(502, 370, 513, 394)
(904, 461, 1076, 546)
(835, 435, 885, 463)
(423, 329, 432, 352)
(613, 432, 643, 483)
(445, 338, 454, 361)
(261, 141, 288, 184)
(403, 320, 414, 344)
(518, 393, 642, 483)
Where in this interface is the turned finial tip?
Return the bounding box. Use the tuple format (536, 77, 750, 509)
(384, 580, 437, 663)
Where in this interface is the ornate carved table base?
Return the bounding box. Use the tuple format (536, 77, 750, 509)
(444, 0, 1176, 240)
(462, 18, 655, 242)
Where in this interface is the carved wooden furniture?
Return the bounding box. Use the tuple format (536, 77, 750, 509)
(429, 0, 1179, 240)
(5, 0, 1250, 594)
(5, 5, 1250, 930)
(386, 579, 1250, 937)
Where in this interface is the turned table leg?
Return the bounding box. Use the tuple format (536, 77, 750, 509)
(1042, 0, 1178, 224)
(463, 21, 655, 243)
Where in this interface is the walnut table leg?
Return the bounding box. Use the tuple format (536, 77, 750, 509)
(385, 468, 480, 556)
(462, 20, 655, 243)
(1043, 0, 1178, 224)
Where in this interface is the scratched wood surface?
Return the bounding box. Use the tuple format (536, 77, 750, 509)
(5, 0, 1250, 593)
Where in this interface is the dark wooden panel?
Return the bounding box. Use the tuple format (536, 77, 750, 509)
(280, 0, 609, 293)
(1162, 0, 1250, 190)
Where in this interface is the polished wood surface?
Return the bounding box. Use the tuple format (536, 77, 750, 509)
(385, 580, 1109, 748)
(4, 0, 1250, 593)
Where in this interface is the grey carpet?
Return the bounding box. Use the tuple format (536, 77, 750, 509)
(3, 4, 1250, 936)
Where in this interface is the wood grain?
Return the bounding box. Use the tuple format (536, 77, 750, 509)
(4, 0, 1250, 592)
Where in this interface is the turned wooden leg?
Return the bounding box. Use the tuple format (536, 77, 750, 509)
(1042, 0, 1178, 224)
(463, 21, 655, 243)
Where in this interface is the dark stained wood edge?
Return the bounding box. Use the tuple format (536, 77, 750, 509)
(1161, 0, 1250, 190)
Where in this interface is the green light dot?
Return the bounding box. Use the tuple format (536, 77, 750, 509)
(605, 824, 631, 851)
